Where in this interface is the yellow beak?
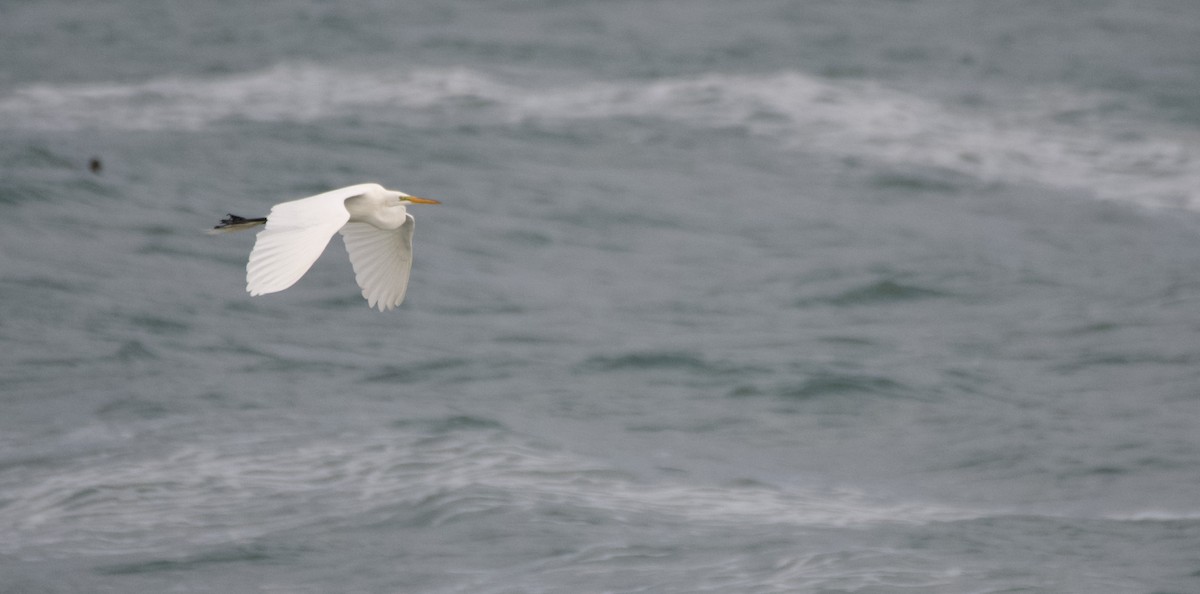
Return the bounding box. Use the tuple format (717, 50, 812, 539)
(406, 196, 441, 205)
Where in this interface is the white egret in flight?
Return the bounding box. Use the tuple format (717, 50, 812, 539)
(211, 183, 440, 311)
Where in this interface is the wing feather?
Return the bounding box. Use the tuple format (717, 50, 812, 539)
(340, 215, 415, 311)
(245, 186, 376, 296)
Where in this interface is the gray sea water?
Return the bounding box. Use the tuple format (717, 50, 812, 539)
(3, 1, 1200, 592)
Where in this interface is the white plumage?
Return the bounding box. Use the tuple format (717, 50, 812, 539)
(213, 183, 439, 311)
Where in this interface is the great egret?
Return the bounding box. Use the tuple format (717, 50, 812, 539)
(211, 183, 440, 311)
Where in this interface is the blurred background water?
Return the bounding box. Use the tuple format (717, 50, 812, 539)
(2, 1, 1200, 592)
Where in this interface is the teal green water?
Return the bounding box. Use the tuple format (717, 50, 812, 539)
(2, 1, 1200, 592)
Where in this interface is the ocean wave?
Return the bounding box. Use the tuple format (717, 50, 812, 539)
(0, 420, 972, 559)
(2, 63, 1196, 209)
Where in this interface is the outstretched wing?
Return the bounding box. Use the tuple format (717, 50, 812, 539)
(246, 185, 376, 296)
(339, 214, 415, 311)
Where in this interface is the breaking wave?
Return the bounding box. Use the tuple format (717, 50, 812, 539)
(3, 62, 1197, 209)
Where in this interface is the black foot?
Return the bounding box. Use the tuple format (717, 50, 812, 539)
(214, 214, 267, 229)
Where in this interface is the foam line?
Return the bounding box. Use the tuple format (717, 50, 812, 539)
(3, 63, 1196, 209)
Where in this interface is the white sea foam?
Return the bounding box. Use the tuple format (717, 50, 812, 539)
(0, 425, 972, 559)
(3, 63, 1197, 210)
(1106, 509, 1200, 522)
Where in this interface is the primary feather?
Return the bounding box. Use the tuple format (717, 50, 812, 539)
(341, 218, 415, 311)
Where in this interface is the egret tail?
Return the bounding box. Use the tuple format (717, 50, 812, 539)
(209, 214, 267, 235)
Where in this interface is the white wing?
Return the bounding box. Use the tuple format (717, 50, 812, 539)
(245, 185, 377, 296)
(340, 214, 415, 311)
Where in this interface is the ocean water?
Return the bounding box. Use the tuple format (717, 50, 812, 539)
(2, 1, 1200, 592)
